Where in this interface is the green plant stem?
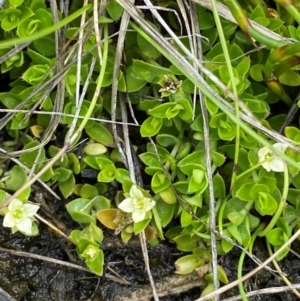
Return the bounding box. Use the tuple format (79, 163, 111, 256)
(275, 0, 300, 25)
(0, 5, 91, 49)
(217, 195, 230, 233)
(258, 164, 289, 237)
(211, 0, 240, 193)
(266, 240, 300, 298)
(75, 24, 109, 135)
(237, 222, 266, 301)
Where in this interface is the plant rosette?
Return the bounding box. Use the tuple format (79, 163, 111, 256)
(3, 198, 39, 235)
(118, 185, 155, 223)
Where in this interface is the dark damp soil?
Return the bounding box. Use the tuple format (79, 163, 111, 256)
(1, 212, 300, 301)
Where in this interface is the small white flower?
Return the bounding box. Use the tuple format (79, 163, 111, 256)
(3, 199, 39, 235)
(258, 143, 288, 172)
(118, 185, 155, 223)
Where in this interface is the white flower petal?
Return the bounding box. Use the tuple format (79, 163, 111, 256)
(258, 143, 287, 173)
(118, 198, 135, 212)
(24, 203, 39, 217)
(16, 218, 32, 235)
(130, 185, 144, 199)
(132, 211, 146, 223)
(258, 147, 270, 161)
(8, 199, 23, 211)
(143, 198, 155, 211)
(270, 158, 285, 172)
(3, 213, 16, 227)
(261, 161, 271, 172)
(273, 143, 288, 152)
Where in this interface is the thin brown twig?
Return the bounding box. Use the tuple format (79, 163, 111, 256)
(192, 0, 295, 43)
(0, 109, 139, 126)
(0, 147, 60, 200)
(0, 246, 129, 285)
(110, 0, 130, 168)
(222, 284, 300, 301)
(0, 42, 30, 64)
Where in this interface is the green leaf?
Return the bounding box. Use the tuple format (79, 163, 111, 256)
(267, 228, 285, 246)
(1, 8, 21, 31)
(27, 48, 50, 64)
(97, 165, 117, 183)
(212, 151, 226, 167)
(255, 192, 278, 216)
(257, 176, 276, 192)
(218, 265, 229, 284)
(0, 92, 23, 109)
(235, 182, 255, 201)
(85, 123, 114, 146)
(5, 165, 28, 195)
(197, 10, 215, 30)
(9, 0, 24, 7)
(205, 93, 219, 114)
(22, 64, 50, 85)
(176, 142, 192, 161)
(175, 254, 204, 274)
(188, 169, 208, 194)
(180, 210, 193, 227)
(59, 174, 75, 199)
(90, 196, 109, 212)
(82, 245, 104, 275)
(80, 184, 98, 199)
(159, 186, 177, 204)
(137, 31, 161, 60)
(155, 198, 175, 227)
(221, 229, 234, 253)
(96, 156, 114, 170)
(139, 152, 162, 167)
(250, 5, 265, 19)
(279, 69, 300, 86)
(84, 143, 107, 156)
(125, 65, 147, 92)
(227, 211, 244, 226)
(250, 184, 270, 199)
(115, 168, 130, 183)
(66, 198, 95, 223)
(55, 167, 72, 182)
(239, 217, 251, 247)
(106, 0, 123, 20)
(156, 134, 180, 147)
(19, 141, 45, 170)
(33, 37, 56, 57)
(134, 218, 151, 234)
(140, 116, 163, 137)
(148, 102, 176, 118)
(177, 98, 193, 121)
(138, 99, 161, 111)
(227, 224, 243, 245)
(39, 165, 54, 182)
(131, 60, 173, 83)
(236, 57, 250, 80)
(173, 234, 200, 252)
(250, 64, 264, 82)
(178, 151, 205, 169)
(213, 174, 226, 199)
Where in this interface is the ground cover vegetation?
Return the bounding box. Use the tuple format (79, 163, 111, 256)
(1, 0, 300, 300)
